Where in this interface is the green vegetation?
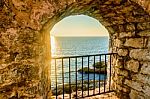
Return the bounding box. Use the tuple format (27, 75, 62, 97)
(78, 61, 107, 74)
(93, 61, 107, 69)
(78, 67, 106, 74)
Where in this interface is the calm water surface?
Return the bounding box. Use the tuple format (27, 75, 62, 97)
(51, 37, 109, 87)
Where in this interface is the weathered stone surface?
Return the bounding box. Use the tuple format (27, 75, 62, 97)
(137, 22, 150, 30)
(114, 75, 124, 85)
(115, 58, 124, 69)
(125, 59, 139, 72)
(142, 85, 150, 97)
(116, 84, 130, 93)
(148, 38, 150, 48)
(129, 89, 144, 99)
(126, 23, 135, 31)
(106, 27, 115, 34)
(114, 39, 123, 48)
(131, 0, 150, 14)
(124, 38, 147, 48)
(124, 79, 143, 92)
(132, 73, 150, 85)
(119, 32, 134, 38)
(138, 30, 150, 37)
(118, 49, 128, 56)
(116, 68, 128, 77)
(125, 79, 150, 97)
(0, 0, 150, 98)
(130, 49, 150, 61)
(140, 62, 150, 75)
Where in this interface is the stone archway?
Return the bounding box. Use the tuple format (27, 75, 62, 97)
(0, 0, 150, 99)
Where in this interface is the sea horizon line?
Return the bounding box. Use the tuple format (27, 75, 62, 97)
(51, 36, 109, 37)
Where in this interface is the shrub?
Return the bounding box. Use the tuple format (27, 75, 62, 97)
(78, 67, 106, 74)
(93, 61, 107, 69)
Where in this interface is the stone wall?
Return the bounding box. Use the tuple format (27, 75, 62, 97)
(0, 0, 150, 99)
(0, 0, 52, 98)
(112, 16, 150, 99)
(131, 0, 150, 14)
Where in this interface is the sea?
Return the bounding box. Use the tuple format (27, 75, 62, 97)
(51, 37, 109, 87)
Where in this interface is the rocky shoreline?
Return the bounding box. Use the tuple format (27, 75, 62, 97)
(51, 85, 114, 99)
(78, 61, 107, 74)
(52, 80, 105, 95)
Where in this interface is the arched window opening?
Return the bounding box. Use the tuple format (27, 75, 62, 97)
(50, 15, 109, 57)
(50, 15, 112, 98)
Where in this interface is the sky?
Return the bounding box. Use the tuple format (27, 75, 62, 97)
(50, 15, 109, 37)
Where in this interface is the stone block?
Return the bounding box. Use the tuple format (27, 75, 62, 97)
(103, 13, 116, 18)
(117, 25, 125, 32)
(138, 30, 150, 37)
(116, 68, 128, 77)
(0, 64, 7, 70)
(143, 85, 150, 97)
(140, 62, 150, 75)
(125, 16, 147, 23)
(116, 84, 130, 93)
(118, 49, 128, 56)
(137, 22, 150, 30)
(147, 38, 150, 48)
(106, 27, 115, 34)
(112, 25, 125, 33)
(116, 84, 123, 91)
(120, 6, 134, 13)
(116, 75, 124, 85)
(131, 0, 150, 14)
(101, 21, 111, 27)
(129, 89, 144, 99)
(125, 59, 139, 72)
(112, 20, 125, 25)
(124, 38, 147, 48)
(130, 49, 150, 61)
(114, 39, 123, 47)
(132, 6, 146, 16)
(115, 59, 124, 69)
(125, 79, 150, 97)
(0, 75, 2, 84)
(132, 74, 150, 85)
(126, 23, 135, 31)
(124, 79, 143, 92)
(119, 32, 134, 38)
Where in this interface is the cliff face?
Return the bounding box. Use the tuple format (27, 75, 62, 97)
(0, 0, 150, 99)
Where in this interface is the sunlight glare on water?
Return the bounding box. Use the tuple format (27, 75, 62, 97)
(50, 37, 109, 87)
(51, 36, 56, 57)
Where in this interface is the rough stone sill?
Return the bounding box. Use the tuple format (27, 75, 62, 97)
(52, 86, 118, 99)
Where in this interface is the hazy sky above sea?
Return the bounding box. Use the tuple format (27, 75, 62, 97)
(50, 15, 109, 37)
